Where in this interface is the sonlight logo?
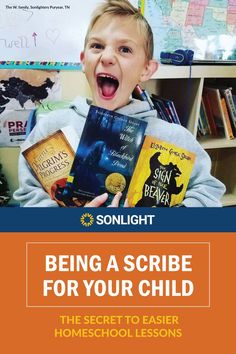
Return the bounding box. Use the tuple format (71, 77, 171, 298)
(80, 213, 94, 227)
(80, 213, 155, 227)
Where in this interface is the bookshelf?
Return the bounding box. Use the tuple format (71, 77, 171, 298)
(1, 66, 236, 206)
(143, 64, 236, 206)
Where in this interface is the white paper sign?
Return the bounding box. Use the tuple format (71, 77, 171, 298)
(0, 0, 139, 64)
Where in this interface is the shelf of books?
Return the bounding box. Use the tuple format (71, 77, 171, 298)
(146, 64, 236, 206)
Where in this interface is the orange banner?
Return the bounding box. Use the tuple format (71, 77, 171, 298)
(0, 232, 235, 353)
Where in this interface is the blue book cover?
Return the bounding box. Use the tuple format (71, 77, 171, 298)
(63, 105, 147, 205)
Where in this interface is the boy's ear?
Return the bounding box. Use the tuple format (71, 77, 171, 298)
(80, 51, 85, 71)
(140, 59, 158, 82)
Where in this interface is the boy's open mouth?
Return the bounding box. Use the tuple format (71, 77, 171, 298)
(96, 74, 119, 98)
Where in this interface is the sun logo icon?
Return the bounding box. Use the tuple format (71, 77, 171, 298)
(80, 213, 94, 227)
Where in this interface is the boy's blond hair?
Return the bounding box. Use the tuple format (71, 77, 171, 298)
(84, 0, 154, 60)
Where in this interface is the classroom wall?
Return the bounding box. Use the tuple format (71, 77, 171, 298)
(1, 70, 92, 204)
(60, 71, 91, 99)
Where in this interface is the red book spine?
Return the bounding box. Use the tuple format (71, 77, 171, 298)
(202, 93, 218, 136)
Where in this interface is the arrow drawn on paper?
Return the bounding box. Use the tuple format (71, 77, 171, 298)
(32, 32, 37, 46)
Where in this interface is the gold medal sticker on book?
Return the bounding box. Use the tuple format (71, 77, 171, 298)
(105, 173, 126, 194)
(22, 126, 78, 206)
(127, 136, 196, 207)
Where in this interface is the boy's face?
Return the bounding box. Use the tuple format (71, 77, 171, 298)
(81, 15, 157, 111)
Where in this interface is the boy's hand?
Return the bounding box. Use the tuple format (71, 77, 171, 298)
(85, 193, 109, 207)
(107, 192, 123, 207)
(85, 192, 128, 207)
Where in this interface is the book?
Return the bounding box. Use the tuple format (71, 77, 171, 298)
(204, 86, 234, 140)
(166, 99, 181, 125)
(22, 126, 78, 206)
(127, 135, 196, 207)
(199, 99, 211, 135)
(202, 91, 218, 136)
(152, 94, 181, 125)
(150, 97, 169, 122)
(233, 94, 236, 107)
(220, 97, 234, 140)
(197, 114, 205, 137)
(151, 95, 173, 123)
(132, 84, 155, 110)
(220, 87, 236, 134)
(63, 105, 147, 205)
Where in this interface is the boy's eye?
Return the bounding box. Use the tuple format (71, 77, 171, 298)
(119, 46, 132, 54)
(90, 43, 104, 50)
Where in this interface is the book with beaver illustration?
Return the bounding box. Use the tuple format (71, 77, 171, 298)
(127, 135, 196, 207)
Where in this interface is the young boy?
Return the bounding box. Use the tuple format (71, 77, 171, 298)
(14, 0, 225, 207)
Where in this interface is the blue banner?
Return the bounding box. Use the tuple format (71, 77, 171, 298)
(0, 207, 235, 232)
